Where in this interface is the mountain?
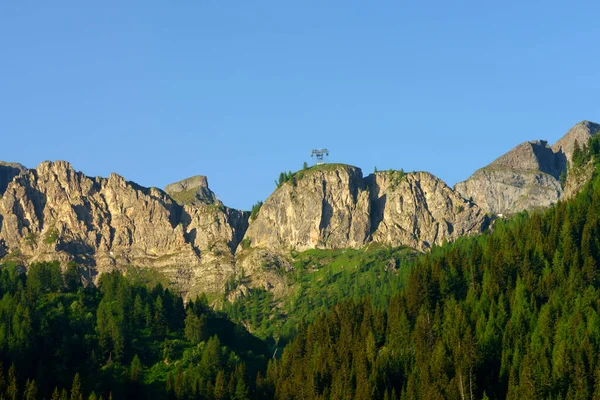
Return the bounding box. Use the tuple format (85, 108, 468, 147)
(0, 161, 247, 297)
(3, 133, 600, 400)
(259, 133, 600, 400)
(235, 165, 488, 296)
(1, 120, 598, 299)
(0, 161, 488, 298)
(552, 120, 600, 163)
(242, 165, 488, 253)
(1, 123, 600, 399)
(455, 120, 600, 214)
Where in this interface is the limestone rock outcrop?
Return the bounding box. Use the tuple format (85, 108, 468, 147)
(241, 165, 489, 254)
(454, 168, 562, 215)
(455, 121, 600, 215)
(235, 166, 489, 295)
(165, 175, 217, 206)
(1, 119, 596, 298)
(0, 162, 26, 194)
(367, 171, 489, 251)
(488, 140, 565, 178)
(0, 161, 248, 296)
(552, 121, 600, 164)
(241, 165, 371, 251)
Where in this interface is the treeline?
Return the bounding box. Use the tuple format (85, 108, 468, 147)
(572, 137, 600, 169)
(275, 171, 295, 188)
(249, 201, 262, 221)
(274, 162, 311, 188)
(0, 261, 268, 399)
(260, 152, 600, 399)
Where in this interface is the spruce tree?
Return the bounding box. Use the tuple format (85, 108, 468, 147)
(130, 355, 143, 382)
(214, 370, 227, 400)
(22, 379, 37, 400)
(7, 364, 17, 400)
(70, 373, 82, 400)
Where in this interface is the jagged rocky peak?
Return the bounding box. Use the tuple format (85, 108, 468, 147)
(489, 140, 564, 179)
(366, 170, 489, 251)
(165, 175, 217, 206)
(239, 165, 488, 255)
(454, 168, 562, 215)
(0, 160, 249, 297)
(0, 161, 27, 195)
(455, 120, 599, 215)
(0, 160, 189, 266)
(551, 120, 600, 164)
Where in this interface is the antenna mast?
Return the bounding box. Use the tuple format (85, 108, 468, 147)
(311, 148, 329, 165)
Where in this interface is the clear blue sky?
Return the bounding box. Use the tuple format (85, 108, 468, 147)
(1, 1, 599, 210)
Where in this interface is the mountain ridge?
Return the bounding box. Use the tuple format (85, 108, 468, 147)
(0, 120, 598, 298)
(455, 120, 600, 214)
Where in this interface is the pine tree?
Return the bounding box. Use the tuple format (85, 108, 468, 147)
(70, 373, 83, 400)
(573, 140, 583, 167)
(153, 296, 167, 336)
(63, 262, 81, 292)
(234, 379, 249, 400)
(163, 339, 173, 363)
(130, 354, 143, 382)
(0, 363, 6, 397)
(144, 303, 152, 328)
(201, 336, 223, 378)
(7, 364, 17, 400)
(22, 379, 37, 400)
(214, 370, 227, 400)
(173, 367, 183, 400)
(165, 371, 173, 394)
(184, 309, 205, 344)
(133, 294, 144, 326)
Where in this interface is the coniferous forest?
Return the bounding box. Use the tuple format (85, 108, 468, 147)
(1, 137, 600, 399)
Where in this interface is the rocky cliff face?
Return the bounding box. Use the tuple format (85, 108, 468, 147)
(1, 119, 595, 298)
(235, 165, 489, 295)
(0, 161, 248, 296)
(455, 121, 599, 215)
(241, 165, 489, 254)
(241, 165, 371, 251)
(551, 121, 600, 164)
(0, 162, 26, 195)
(488, 140, 565, 178)
(367, 171, 489, 251)
(454, 168, 562, 215)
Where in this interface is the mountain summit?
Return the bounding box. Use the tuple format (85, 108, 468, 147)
(165, 175, 218, 206)
(455, 120, 600, 214)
